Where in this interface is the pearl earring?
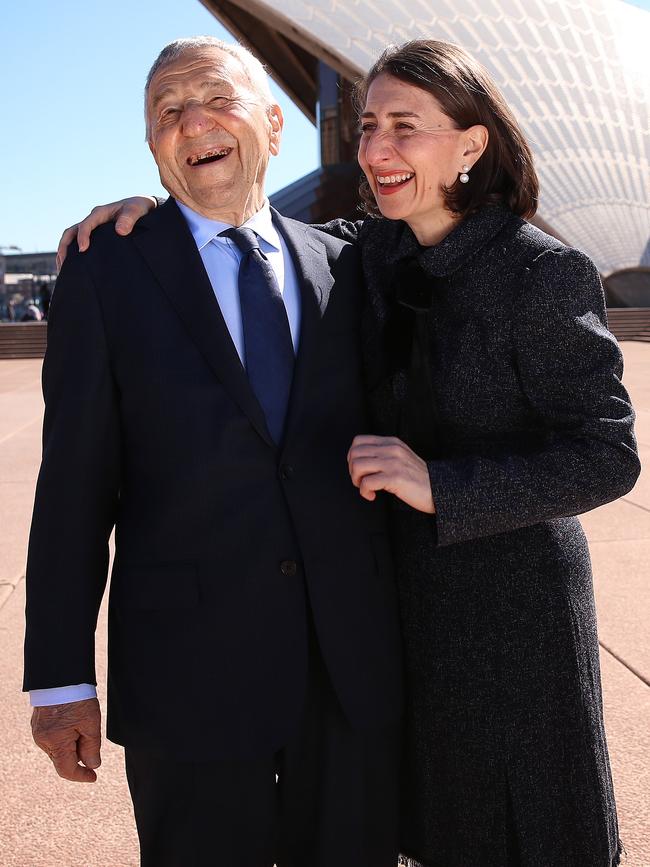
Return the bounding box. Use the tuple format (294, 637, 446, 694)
(459, 164, 470, 184)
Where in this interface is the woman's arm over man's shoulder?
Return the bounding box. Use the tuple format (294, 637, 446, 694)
(58, 202, 376, 267)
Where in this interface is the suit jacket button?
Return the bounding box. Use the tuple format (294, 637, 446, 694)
(279, 464, 294, 481)
(280, 560, 297, 577)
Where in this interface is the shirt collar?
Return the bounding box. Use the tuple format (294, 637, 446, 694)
(175, 198, 280, 252)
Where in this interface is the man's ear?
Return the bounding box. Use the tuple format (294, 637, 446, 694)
(147, 138, 156, 160)
(269, 104, 283, 157)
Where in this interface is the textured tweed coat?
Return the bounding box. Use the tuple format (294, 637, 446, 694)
(323, 205, 640, 867)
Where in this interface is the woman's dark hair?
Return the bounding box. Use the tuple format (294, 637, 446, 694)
(354, 40, 539, 220)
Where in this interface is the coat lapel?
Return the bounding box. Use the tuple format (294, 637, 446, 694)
(272, 210, 335, 445)
(132, 198, 273, 447)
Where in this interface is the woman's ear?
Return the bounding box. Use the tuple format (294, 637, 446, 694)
(461, 124, 489, 168)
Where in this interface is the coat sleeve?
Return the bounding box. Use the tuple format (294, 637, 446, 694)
(309, 219, 365, 244)
(23, 248, 121, 690)
(428, 246, 641, 547)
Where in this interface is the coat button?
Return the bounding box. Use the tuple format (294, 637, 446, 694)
(279, 464, 294, 481)
(280, 560, 297, 577)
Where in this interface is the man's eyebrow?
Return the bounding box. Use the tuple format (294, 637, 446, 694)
(152, 79, 232, 109)
(360, 110, 421, 119)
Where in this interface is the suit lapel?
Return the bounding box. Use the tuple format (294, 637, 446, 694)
(132, 198, 273, 447)
(272, 211, 334, 444)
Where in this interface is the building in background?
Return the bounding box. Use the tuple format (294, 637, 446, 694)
(202, 0, 650, 305)
(0, 251, 56, 321)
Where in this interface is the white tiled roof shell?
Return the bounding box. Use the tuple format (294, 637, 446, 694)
(248, 0, 650, 275)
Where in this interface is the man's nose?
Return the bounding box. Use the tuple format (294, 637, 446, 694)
(180, 102, 217, 137)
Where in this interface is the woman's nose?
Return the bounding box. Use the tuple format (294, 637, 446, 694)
(364, 130, 396, 163)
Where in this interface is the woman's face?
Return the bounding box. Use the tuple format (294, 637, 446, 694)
(358, 73, 472, 231)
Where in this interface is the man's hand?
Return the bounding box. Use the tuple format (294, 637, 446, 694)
(348, 435, 436, 514)
(31, 698, 102, 783)
(56, 196, 158, 270)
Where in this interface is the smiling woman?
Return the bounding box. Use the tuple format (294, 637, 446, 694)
(339, 39, 635, 867)
(357, 75, 480, 244)
(355, 40, 537, 245)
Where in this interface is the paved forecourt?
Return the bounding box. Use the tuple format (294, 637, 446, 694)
(0, 347, 649, 866)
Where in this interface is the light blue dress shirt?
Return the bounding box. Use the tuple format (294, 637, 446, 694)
(176, 198, 302, 360)
(30, 199, 302, 707)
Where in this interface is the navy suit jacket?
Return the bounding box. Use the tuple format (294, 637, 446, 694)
(23, 199, 403, 759)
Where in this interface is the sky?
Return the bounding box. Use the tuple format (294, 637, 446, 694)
(1, 0, 649, 254)
(0, 0, 319, 253)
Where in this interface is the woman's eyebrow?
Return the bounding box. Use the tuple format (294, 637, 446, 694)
(360, 110, 421, 119)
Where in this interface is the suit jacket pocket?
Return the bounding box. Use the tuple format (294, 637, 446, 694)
(112, 562, 199, 610)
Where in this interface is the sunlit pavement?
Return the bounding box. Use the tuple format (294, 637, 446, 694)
(1, 348, 649, 866)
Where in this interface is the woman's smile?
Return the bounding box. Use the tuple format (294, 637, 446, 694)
(374, 170, 415, 194)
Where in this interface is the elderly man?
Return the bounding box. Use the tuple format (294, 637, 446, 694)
(24, 37, 402, 867)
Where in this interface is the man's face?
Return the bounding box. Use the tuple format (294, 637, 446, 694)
(146, 47, 283, 223)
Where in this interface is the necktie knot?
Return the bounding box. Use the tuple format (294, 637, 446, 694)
(220, 226, 260, 255)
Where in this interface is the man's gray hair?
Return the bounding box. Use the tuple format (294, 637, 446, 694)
(144, 36, 274, 136)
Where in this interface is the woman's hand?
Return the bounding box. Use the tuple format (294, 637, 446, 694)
(56, 195, 158, 270)
(348, 435, 435, 513)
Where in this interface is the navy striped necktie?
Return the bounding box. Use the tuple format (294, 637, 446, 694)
(220, 226, 295, 444)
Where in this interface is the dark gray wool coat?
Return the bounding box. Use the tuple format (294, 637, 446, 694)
(322, 204, 640, 867)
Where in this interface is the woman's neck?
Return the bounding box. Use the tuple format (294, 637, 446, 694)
(407, 209, 460, 248)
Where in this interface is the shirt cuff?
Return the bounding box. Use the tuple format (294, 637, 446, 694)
(29, 684, 97, 706)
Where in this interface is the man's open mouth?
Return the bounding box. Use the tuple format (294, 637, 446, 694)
(187, 147, 233, 166)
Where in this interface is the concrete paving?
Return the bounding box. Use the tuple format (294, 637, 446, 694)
(1, 348, 649, 866)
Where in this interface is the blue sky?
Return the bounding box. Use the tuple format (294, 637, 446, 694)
(0, 0, 319, 253)
(1, 0, 648, 253)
